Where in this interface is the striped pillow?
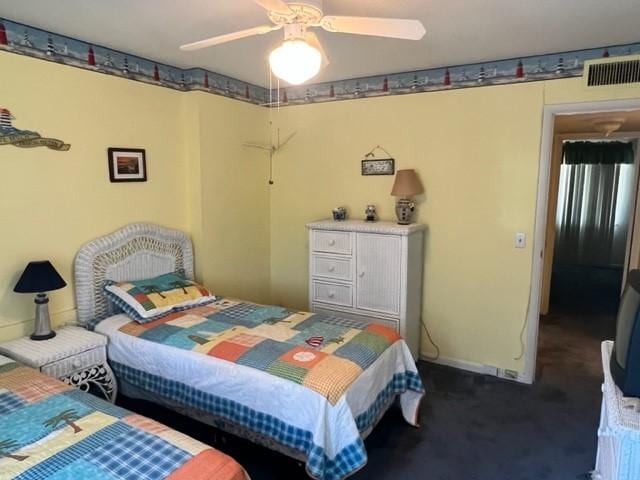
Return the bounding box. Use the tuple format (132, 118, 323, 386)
(104, 272, 216, 322)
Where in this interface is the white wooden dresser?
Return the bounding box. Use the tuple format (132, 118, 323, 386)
(306, 219, 425, 359)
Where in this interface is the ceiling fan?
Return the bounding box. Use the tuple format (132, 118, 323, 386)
(180, 0, 426, 85)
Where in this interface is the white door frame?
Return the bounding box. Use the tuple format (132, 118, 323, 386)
(522, 98, 640, 385)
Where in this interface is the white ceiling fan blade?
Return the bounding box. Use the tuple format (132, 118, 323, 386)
(180, 25, 280, 51)
(320, 16, 425, 40)
(252, 0, 293, 15)
(305, 31, 330, 68)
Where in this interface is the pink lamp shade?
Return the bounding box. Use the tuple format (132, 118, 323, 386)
(391, 169, 424, 197)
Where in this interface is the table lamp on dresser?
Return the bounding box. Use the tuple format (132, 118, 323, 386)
(391, 169, 424, 225)
(14, 260, 67, 340)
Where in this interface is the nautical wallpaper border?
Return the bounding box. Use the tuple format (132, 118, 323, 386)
(0, 17, 269, 105)
(1, 16, 639, 108)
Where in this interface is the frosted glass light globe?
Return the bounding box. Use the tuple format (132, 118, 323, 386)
(269, 40, 321, 85)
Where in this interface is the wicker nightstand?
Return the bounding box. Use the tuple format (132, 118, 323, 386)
(0, 326, 117, 402)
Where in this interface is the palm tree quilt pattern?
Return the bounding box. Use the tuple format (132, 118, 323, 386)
(104, 272, 217, 321)
(0, 358, 248, 480)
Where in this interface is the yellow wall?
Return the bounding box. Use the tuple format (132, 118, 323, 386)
(269, 77, 640, 371)
(0, 52, 187, 339)
(0, 52, 270, 341)
(269, 83, 545, 370)
(2, 47, 638, 374)
(185, 92, 271, 304)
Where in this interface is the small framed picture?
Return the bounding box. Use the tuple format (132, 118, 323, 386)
(361, 158, 395, 176)
(108, 148, 147, 182)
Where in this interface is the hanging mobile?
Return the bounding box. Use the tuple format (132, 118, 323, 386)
(241, 74, 296, 185)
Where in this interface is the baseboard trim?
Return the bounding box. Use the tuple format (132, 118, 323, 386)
(420, 354, 499, 376)
(420, 354, 529, 384)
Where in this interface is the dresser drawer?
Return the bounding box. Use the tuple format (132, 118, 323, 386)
(312, 230, 352, 255)
(312, 254, 353, 281)
(312, 281, 353, 307)
(41, 346, 107, 378)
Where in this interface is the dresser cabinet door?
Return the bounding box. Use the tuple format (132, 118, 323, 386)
(356, 233, 401, 315)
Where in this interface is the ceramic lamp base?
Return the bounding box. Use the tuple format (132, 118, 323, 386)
(395, 198, 415, 225)
(31, 293, 56, 341)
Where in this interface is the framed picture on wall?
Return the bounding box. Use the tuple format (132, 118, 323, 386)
(361, 158, 395, 176)
(108, 147, 147, 182)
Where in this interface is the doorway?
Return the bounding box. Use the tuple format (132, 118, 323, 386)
(522, 99, 640, 385)
(538, 129, 639, 379)
(525, 105, 640, 382)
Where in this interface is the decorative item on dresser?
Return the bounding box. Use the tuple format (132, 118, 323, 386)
(594, 341, 640, 480)
(364, 204, 377, 222)
(0, 326, 117, 402)
(13, 260, 67, 340)
(332, 206, 347, 221)
(306, 219, 425, 359)
(391, 169, 424, 225)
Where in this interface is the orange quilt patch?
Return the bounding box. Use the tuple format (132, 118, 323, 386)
(207, 341, 249, 362)
(167, 449, 247, 480)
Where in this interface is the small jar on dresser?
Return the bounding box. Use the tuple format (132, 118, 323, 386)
(306, 219, 426, 359)
(0, 326, 117, 402)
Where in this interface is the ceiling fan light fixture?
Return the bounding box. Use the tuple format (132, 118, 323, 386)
(590, 117, 626, 137)
(269, 39, 321, 85)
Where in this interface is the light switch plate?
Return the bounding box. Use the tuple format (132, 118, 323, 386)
(515, 232, 526, 249)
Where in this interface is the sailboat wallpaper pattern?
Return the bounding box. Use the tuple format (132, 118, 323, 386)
(1, 16, 639, 107)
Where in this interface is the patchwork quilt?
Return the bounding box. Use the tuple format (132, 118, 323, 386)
(98, 298, 425, 480)
(0, 356, 247, 480)
(117, 299, 403, 404)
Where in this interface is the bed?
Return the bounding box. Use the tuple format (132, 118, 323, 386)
(74, 222, 425, 480)
(0, 354, 248, 480)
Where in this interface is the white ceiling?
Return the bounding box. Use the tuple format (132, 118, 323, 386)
(555, 110, 640, 134)
(2, 0, 640, 88)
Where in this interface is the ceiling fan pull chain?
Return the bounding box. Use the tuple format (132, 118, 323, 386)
(269, 150, 274, 185)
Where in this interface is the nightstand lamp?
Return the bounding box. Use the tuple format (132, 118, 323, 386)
(391, 169, 424, 225)
(14, 260, 67, 341)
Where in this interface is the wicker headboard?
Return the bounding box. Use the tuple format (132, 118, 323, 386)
(74, 222, 194, 326)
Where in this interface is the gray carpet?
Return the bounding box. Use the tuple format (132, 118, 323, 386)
(118, 305, 612, 480)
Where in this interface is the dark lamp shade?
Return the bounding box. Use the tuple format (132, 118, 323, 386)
(14, 260, 67, 293)
(391, 169, 424, 197)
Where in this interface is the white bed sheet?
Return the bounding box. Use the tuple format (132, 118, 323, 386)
(97, 314, 423, 473)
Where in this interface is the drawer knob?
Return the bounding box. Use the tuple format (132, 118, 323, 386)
(328, 239, 336, 246)
(328, 266, 335, 272)
(328, 291, 335, 298)
(358, 271, 365, 277)
(72, 358, 82, 369)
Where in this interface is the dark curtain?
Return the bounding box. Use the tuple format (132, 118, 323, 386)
(563, 141, 634, 165)
(555, 141, 635, 267)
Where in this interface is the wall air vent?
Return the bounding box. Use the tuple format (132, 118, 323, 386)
(583, 55, 640, 88)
